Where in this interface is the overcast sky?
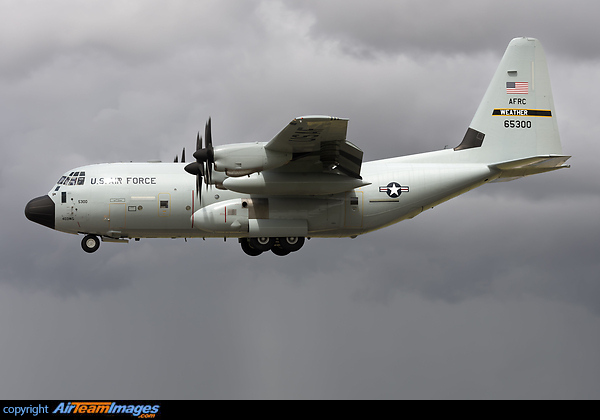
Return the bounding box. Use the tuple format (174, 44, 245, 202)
(2, 0, 600, 399)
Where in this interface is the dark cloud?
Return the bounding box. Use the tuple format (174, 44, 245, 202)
(287, 0, 600, 60)
(2, 0, 600, 399)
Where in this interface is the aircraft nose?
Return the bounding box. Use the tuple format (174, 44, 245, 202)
(25, 195, 55, 230)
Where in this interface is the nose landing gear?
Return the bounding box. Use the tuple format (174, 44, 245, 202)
(81, 234, 100, 253)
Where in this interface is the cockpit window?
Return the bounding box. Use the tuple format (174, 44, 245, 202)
(59, 173, 86, 186)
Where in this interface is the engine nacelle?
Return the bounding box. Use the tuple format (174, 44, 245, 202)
(212, 143, 291, 177)
(223, 172, 370, 195)
(192, 199, 249, 233)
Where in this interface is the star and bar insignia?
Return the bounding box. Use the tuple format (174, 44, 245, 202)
(379, 182, 409, 198)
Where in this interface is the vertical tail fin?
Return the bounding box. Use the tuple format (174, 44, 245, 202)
(455, 37, 569, 171)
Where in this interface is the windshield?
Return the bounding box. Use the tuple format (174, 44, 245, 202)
(57, 171, 86, 186)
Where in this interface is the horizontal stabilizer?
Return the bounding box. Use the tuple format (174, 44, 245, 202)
(490, 155, 571, 181)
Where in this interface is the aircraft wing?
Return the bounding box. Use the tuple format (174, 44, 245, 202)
(265, 116, 364, 179)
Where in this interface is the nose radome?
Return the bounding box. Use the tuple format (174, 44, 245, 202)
(25, 195, 55, 230)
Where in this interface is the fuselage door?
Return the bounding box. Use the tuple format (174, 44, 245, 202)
(109, 199, 126, 230)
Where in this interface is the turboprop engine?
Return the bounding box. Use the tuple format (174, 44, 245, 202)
(223, 172, 370, 195)
(212, 143, 292, 177)
(185, 119, 292, 197)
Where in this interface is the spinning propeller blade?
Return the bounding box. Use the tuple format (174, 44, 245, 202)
(185, 120, 215, 198)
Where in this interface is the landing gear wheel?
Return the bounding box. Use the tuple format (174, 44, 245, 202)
(248, 237, 275, 252)
(81, 234, 100, 253)
(271, 246, 291, 257)
(278, 237, 305, 253)
(240, 238, 263, 256)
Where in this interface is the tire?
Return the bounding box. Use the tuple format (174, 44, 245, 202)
(240, 238, 263, 256)
(81, 234, 100, 253)
(248, 237, 275, 252)
(278, 237, 305, 253)
(271, 246, 291, 257)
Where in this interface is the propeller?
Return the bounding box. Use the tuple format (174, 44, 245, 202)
(203, 118, 214, 185)
(185, 119, 215, 198)
(174, 148, 186, 163)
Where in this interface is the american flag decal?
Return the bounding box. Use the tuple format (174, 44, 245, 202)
(506, 82, 528, 94)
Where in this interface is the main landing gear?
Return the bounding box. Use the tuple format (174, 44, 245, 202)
(79, 234, 305, 256)
(240, 237, 305, 257)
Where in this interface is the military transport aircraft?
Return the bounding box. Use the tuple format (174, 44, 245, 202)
(25, 38, 570, 256)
